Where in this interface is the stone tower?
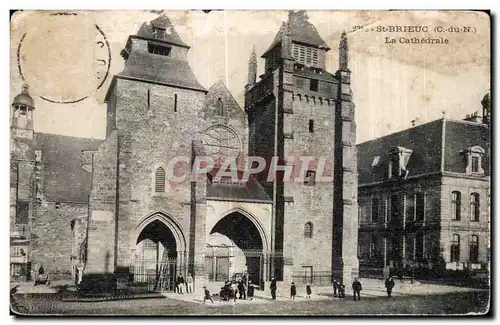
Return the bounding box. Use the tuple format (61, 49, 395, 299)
(82, 14, 208, 294)
(245, 11, 359, 285)
(10, 84, 37, 280)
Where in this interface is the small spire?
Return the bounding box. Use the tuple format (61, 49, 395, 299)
(339, 31, 349, 70)
(285, 18, 291, 36)
(247, 47, 257, 86)
(22, 84, 30, 94)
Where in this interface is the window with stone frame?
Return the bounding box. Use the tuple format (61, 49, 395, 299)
(450, 234, 460, 263)
(371, 197, 379, 223)
(154, 167, 166, 193)
(462, 146, 485, 175)
(15, 201, 29, 224)
(469, 235, 479, 263)
(415, 233, 425, 261)
(304, 222, 313, 238)
(304, 170, 316, 186)
(217, 98, 224, 116)
(451, 191, 461, 221)
(470, 193, 480, 222)
(415, 192, 425, 221)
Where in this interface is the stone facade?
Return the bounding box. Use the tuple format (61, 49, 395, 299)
(357, 118, 490, 276)
(11, 12, 360, 291)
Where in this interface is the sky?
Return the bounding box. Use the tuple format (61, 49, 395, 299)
(9, 10, 490, 143)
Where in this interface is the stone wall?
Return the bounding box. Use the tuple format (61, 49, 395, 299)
(31, 201, 88, 279)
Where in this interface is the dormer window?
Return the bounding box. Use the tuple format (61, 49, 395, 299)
(304, 170, 316, 186)
(461, 146, 485, 175)
(388, 146, 413, 180)
(148, 43, 171, 56)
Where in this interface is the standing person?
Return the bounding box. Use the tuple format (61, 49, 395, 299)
(231, 280, 238, 302)
(305, 283, 312, 298)
(339, 285, 346, 298)
(247, 280, 255, 301)
(290, 282, 297, 299)
(352, 278, 362, 301)
(176, 274, 184, 294)
(270, 277, 277, 300)
(333, 279, 339, 298)
(203, 286, 214, 303)
(238, 279, 247, 299)
(385, 276, 395, 297)
(186, 273, 194, 294)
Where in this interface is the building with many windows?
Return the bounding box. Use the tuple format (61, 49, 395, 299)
(357, 113, 490, 277)
(11, 11, 359, 293)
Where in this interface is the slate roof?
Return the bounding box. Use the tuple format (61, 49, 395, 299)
(263, 11, 330, 57)
(294, 66, 338, 82)
(34, 133, 102, 203)
(117, 50, 206, 92)
(206, 181, 272, 203)
(357, 118, 490, 186)
(206, 169, 272, 202)
(136, 15, 189, 48)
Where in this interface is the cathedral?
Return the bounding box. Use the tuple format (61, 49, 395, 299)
(10, 11, 359, 294)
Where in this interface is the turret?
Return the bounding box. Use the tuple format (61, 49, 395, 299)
(245, 47, 257, 91)
(339, 31, 349, 71)
(11, 84, 35, 140)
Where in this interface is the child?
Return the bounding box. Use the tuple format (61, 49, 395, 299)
(290, 282, 297, 299)
(306, 283, 312, 298)
(203, 286, 214, 303)
(247, 280, 255, 301)
(339, 284, 346, 298)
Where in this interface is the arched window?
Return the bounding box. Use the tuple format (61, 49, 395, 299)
(451, 234, 460, 263)
(217, 98, 224, 116)
(155, 167, 166, 193)
(304, 222, 313, 238)
(470, 235, 479, 263)
(451, 191, 461, 221)
(470, 193, 480, 222)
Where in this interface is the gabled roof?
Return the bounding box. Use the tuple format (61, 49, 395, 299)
(206, 80, 244, 114)
(136, 15, 189, 48)
(262, 11, 330, 57)
(34, 133, 103, 203)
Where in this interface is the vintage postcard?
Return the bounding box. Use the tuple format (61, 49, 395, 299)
(9, 9, 490, 316)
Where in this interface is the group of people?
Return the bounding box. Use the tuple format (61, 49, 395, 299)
(333, 276, 396, 301)
(175, 273, 194, 294)
(203, 274, 256, 303)
(203, 275, 398, 303)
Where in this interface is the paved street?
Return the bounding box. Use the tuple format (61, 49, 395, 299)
(11, 278, 490, 316)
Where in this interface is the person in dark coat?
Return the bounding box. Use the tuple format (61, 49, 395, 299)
(290, 282, 297, 299)
(238, 280, 247, 299)
(385, 276, 395, 297)
(176, 275, 184, 294)
(38, 265, 45, 275)
(352, 278, 362, 301)
(203, 286, 214, 303)
(247, 280, 255, 300)
(339, 285, 346, 298)
(333, 279, 339, 297)
(306, 283, 312, 298)
(270, 277, 277, 300)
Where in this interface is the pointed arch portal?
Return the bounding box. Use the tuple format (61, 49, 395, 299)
(133, 212, 187, 292)
(206, 210, 267, 288)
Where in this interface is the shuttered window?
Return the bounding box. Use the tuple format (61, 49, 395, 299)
(155, 167, 166, 193)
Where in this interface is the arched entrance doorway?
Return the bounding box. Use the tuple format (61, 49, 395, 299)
(206, 211, 266, 288)
(133, 214, 185, 292)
